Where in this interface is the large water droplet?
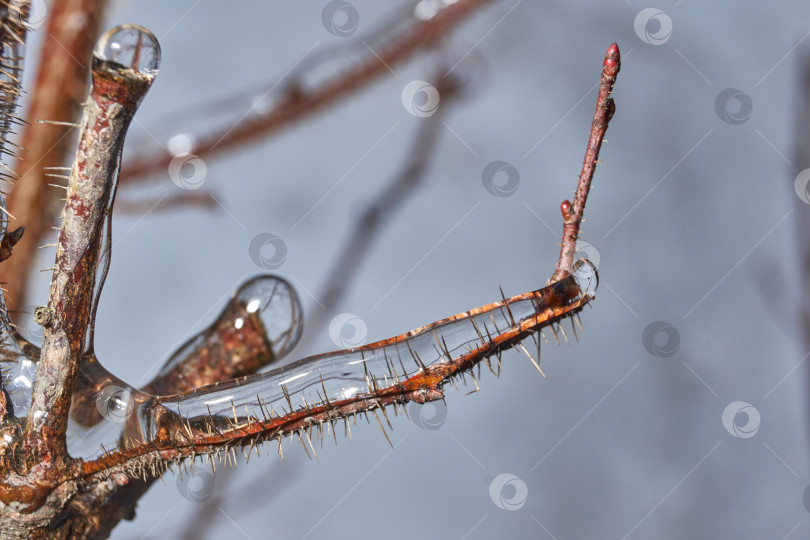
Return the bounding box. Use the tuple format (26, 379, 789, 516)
(93, 24, 160, 76)
(151, 275, 303, 393)
(234, 275, 303, 360)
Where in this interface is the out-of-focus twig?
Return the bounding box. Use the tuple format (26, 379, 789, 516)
(0, 0, 107, 318)
(118, 0, 491, 184)
(114, 190, 217, 214)
(792, 51, 810, 460)
(307, 74, 458, 335)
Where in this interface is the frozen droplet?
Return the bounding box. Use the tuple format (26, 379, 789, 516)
(233, 275, 303, 360)
(93, 24, 161, 76)
(572, 259, 599, 297)
(153, 275, 303, 387)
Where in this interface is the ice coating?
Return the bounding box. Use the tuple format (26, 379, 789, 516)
(3, 265, 591, 462)
(132, 273, 593, 451)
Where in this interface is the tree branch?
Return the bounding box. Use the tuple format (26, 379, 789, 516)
(23, 24, 159, 477)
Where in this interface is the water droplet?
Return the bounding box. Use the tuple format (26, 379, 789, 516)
(572, 259, 599, 297)
(93, 24, 160, 76)
(233, 275, 303, 359)
(153, 275, 303, 390)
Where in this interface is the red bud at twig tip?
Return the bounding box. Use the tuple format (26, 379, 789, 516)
(604, 43, 620, 70)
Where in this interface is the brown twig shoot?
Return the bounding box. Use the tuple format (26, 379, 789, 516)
(553, 43, 620, 281)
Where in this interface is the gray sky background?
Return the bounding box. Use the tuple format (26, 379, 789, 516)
(17, 1, 810, 538)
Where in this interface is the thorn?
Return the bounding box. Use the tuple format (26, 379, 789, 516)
(304, 430, 319, 462)
(344, 417, 353, 442)
(406, 340, 427, 372)
(298, 432, 312, 460)
(231, 400, 239, 427)
(372, 409, 393, 448)
(469, 315, 487, 345)
(499, 286, 516, 326)
(281, 384, 293, 411)
(257, 395, 270, 421)
(518, 342, 546, 377)
(557, 323, 569, 344)
(549, 323, 561, 344)
(574, 313, 585, 334)
(320, 375, 332, 408)
(466, 367, 481, 395)
(36, 119, 80, 127)
(0, 205, 16, 219)
(379, 404, 393, 429)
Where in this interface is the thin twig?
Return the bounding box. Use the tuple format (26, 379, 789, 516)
(114, 190, 217, 214)
(553, 43, 620, 281)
